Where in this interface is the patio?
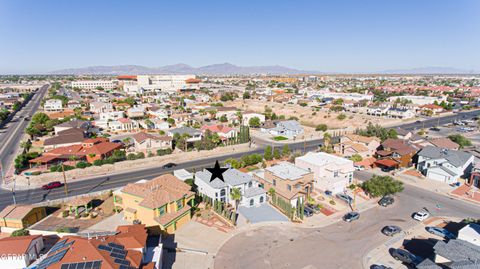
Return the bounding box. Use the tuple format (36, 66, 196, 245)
(237, 203, 288, 224)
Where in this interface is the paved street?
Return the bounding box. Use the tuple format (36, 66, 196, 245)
(0, 84, 49, 183)
(0, 140, 324, 210)
(214, 182, 480, 269)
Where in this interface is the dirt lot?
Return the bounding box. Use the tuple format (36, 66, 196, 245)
(227, 99, 403, 129)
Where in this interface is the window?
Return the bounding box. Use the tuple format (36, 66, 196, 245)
(334, 171, 339, 177)
(248, 182, 253, 188)
(215, 192, 218, 197)
(273, 179, 276, 186)
(260, 196, 264, 203)
(250, 199, 254, 206)
(287, 185, 291, 191)
(220, 189, 226, 197)
(159, 206, 166, 216)
(176, 200, 183, 210)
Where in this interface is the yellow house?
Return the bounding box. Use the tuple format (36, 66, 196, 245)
(114, 174, 195, 234)
(0, 204, 47, 229)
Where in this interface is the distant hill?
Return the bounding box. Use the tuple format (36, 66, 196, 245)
(49, 63, 314, 75)
(381, 67, 478, 74)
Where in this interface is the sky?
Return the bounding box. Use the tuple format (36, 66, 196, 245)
(1, 0, 479, 74)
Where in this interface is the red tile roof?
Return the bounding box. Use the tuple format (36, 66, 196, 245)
(375, 159, 399, 167)
(201, 124, 234, 134)
(0, 235, 42, 255)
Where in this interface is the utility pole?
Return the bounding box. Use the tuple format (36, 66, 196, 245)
(61, 162, 68, 196)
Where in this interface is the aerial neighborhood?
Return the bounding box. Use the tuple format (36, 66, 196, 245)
(0, 72, 480, 269)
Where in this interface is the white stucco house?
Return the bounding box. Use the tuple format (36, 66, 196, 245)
(195, 168, 266, 208)
(43, 99, 63, 112)
(457, 223, 480, 247)
(295, 152, 354, 193)
(267, 120, 304, 138)
(242, 112, 266, 126)
(417, 146, 474, 184)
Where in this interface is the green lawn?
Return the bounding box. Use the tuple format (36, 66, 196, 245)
(273, 136, 288, 141)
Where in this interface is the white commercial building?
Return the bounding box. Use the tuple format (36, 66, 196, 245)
(124, 74, 199, 94)
(387, 95, 447, 106)
(295, 152, 354, 193)
(71, 80, 117, 91)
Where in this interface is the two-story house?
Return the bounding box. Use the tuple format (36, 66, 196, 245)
(335, 134, 380, 158)
(195, 168, 266, 208)
(295, 152, 354, 193)
(417, 146, 474, 184)
(167, 126, 202, 142)
(267, 120, 304, 138)
(43, 99, 63, 112)
(253, 162, 314, 206)
(114, 174, 195, 234)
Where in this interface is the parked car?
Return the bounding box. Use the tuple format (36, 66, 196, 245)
(336, 193, 353, 204)
(391, 248, 418, 265)
(304, 207, 314, 217)
(425, 226, 455, 239)
(378, 196, 394, 207)
(429, 127, 440, 131)
(42, 181, 63, 190)
(343, 211, 359, 222)
(162, 162, 177, 169)
(370, 265, 393, 269)
(381, 225, 402, 236)
(413, 211, 430, 221)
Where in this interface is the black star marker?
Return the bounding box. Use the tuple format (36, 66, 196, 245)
(206, 160, 229, 182)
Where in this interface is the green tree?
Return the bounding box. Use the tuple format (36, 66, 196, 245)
(11, 229, 30, 237)
(337, 113, 347, 120)
(350, 154, 363, 162)
(20, 140, 32, 152)
(219, 114, 228, 123)
(248, 117, 261, 128)
(243, 91, 251, 99)
(448, 134, 472, 148)
(273, 148, 281, 159)
(230, 187, 242, 211)
(361, 175, 404, 197)
(281, 145, 291, 157)
(264, 146, 273, 161)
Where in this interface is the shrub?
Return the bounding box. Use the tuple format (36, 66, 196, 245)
(329, 200, 336, 205)
(273, 136, 288, 141)
(136, 152, 145, 159)
(156, 148, 173, 156)
(62, 211, 69, 218)
(81, 213, 89, 218)
(315, 124, 328, 132)
(147, 152, 154, 157)
(11, 229, 29, 237)
(31, 171, 42, 175)
(50, 165, 61, 172)
(127, 153, 137, 160)
(93, 159, 104, 166)
(337, 113, 347, 120)
(76, 161, 89, 169)
(56, 227, 75, 233)
(63, 165, 75, 171)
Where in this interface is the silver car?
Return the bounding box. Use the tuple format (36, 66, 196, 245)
(382, 225, 402, 236)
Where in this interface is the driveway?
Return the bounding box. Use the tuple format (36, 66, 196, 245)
(214, 184, 480, 269)
(238, 204, 289, 224)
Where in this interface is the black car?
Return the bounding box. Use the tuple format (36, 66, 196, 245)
(343, 211, 360, 222)
(391, 248, 418, 265)
(381, 225, 402, 236)
(162, 163, 177, 169)
(378, 196, 394, 207)
(304, 207, 314, 217)
(370, 265, 392, 269)
(429, 127, 440, 131)
(305, 204, 320, 214)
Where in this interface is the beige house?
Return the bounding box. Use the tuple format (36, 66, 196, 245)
(253, 162, 314, 206)
(0, 205, 46, 229)
(131, 132, 172, 154)
(114, 174, 195, 234)
(336, 134, 380, 158)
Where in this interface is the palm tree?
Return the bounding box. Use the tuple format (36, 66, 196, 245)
(20, 140, 32, 153)
(230, 188, 242, 211)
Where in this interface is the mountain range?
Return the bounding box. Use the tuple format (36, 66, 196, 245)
(49, 63, 312, 75)
(49, 63, 479, 75)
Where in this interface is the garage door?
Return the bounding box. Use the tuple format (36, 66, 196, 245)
(428, 171, 448, 183)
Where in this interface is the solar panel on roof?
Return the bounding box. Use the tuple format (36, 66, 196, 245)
(49, 239, 68, 253)
(61, 264, 69, 269)
(110, 252, 126, 259)
(92, 260, 102, 269)
(36, 249, 68, 269)
(107, 242, 124, 249)
(114, 258, 130, 265)
(118, 265, 134, 269)
(97, 244, 113, 252)
(111, 248, 127, 255)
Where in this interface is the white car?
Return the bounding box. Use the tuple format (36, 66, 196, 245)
(413, 211, 429, 221)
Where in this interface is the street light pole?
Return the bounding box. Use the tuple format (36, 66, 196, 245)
(61, 162, 68, 196)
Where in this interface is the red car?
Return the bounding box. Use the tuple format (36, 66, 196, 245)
(42, 181, 63, 190)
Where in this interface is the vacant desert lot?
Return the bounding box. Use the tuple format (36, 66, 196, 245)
(227, 99, 404, 129)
